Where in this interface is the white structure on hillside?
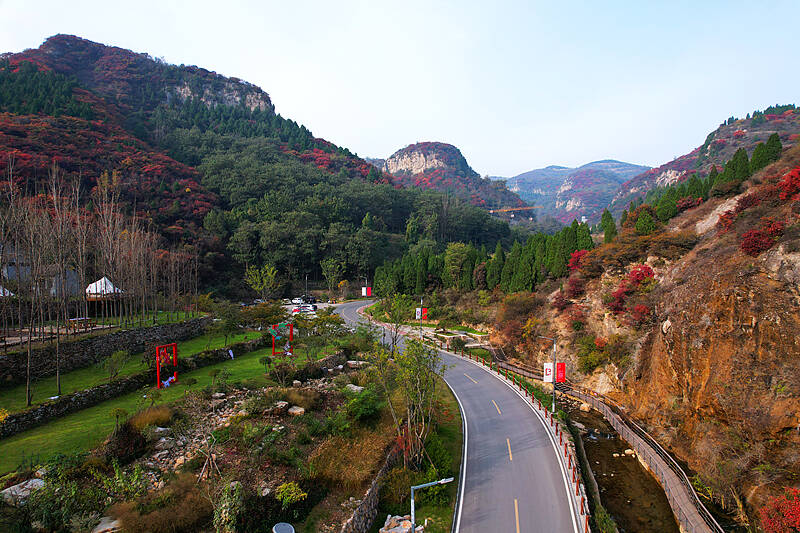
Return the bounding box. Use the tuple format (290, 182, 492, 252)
(86, 277, 123, 300)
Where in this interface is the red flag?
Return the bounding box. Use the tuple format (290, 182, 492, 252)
(556, 362, 566, 383)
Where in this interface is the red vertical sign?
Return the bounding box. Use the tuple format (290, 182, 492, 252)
(421, 307, 427, 320)
(556, 362, 566, 383)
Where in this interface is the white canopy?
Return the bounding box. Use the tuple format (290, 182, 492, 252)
(86, 276, 123, 297)
(0, 285, 13, 297)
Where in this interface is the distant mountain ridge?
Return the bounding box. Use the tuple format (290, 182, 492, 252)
(609, 106, 800, 215)
(375, 141, 525, 208)
(503, 159, 650, 223)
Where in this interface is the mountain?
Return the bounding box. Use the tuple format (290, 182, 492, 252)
(0, 35, 514, 295)
(610, 105, 800, 215)
(377, 141, 526, 209)
(504, 160, 650, 223)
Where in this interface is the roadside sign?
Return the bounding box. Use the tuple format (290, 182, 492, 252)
(362, 286, 372, 297)
(543, 362, 553, 382)
(556, 362, 566, 383)
(415, 307, 428, 320)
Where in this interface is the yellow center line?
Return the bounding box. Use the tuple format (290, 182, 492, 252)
(492, 399, 502, 415)
(507, 438, 513, 461)
(463, 373, 478, 384)
(514, 498, 520, 533)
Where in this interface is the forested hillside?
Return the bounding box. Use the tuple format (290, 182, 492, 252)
(0, 35, 518, 295)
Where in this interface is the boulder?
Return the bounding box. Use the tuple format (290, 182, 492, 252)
(624, 448, 635, 456)
(579, 403, 591, 412)
(346, 383, 365, 394)
(91, 516, 122, 533)
(347, 360, 368, 369)
(288, 406, 305, 416)
(1, 478, 45, 506)
(211, 392, 226, 399)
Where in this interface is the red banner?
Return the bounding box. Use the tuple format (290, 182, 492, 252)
(421, 307, 427, 320)
(556, 362, 566, 383)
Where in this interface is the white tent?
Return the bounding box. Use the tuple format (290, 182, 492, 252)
(86, 277, 123, 299)
(0, 286, 13, 297)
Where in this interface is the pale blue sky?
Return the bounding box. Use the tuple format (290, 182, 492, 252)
(1, 0, 798, 176)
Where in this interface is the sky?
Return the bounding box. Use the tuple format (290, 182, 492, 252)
(1, 0, 799, 177)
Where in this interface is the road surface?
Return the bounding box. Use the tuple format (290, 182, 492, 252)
(335, 300, 578, 533)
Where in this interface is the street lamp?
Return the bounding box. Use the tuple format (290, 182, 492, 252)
(410, 477, 454, 530)
(538, 335, 557, 412)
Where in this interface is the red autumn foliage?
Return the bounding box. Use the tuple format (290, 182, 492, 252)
(735, 192, 761, 213)
(627, 264, 654, 287)
(608, 282, 630, 315)
(629, 304, 651, 326)
(569, 249, 589, 271)
(676, 196, 703, 212)
(566, 275, 585, 299)
(740, 229, 775, 256)
(594, 337, 607, 349)
(759, 488, 800, 533)
(716, 210, 736, 233)
(762, 217, 786, 238)
(568, 304, 586, 325)
(778, 166, 800, 202)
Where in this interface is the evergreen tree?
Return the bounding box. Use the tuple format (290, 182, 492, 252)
(731, 148, 751, 182)
(635, 209, 656, 235)
(600, 209, 617, 243)
(500, 242, 521, 292)
(765, 133, 783, 162)
(749, 142, 768, 172)
(620, 209, 628, 226)
(656, 194, 678, 222)
(415, 254, 427, 294)
(486, 242, 504, 290)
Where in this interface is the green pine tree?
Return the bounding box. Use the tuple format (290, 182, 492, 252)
(765, 133, 783, 162)
(656, 195, 678, 222)
(600, 209, 617, 243)
(635, 209, 656, 235)
(486, 242, 504, 290)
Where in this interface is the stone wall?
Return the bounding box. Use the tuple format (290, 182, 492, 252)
(340, 447, 400, 533)
(0, 335, 267, 439)
(0, 318, 209, 387)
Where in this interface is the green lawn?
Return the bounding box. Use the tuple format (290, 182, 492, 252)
(0, 331, 261, 414)
(95, 310, 201, 328)
(448, 325, 487, 335)
(0, 335, 336, 475)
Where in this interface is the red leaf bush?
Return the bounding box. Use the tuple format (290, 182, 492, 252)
(778, 166, 800, 201)
(569, 249, 589, 272)
(740, 229, 775, 256)
(759, 488, 800, 533)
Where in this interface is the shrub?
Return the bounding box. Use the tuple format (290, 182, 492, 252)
(635, 210, 657, 235)
(310, 431, 387, 490)
(111, 473, 213, 533)
(346, 386, 384, 422)
(629, 304, 651, 326)
(568, 249, 589, 271)
(104, 421, 147, 463)
(496, 292, 540, 324)
(129, 406, 173, 431)
(735, 192, 761, 213)
(759, 487, 800, 533)
(551, 291, 569, 311)
(627, 264, 654, 287)
(676, 197, 703, 212)
(607, 283, 630, 314)
(778, 166, 800, 201)
(740, 229, 775, 256)
(275, 481, 307, 511)
(424, 433, 453, 476)
(762, 217, 786, 238)
(566, 275, 585, 298)
(716, 210, 736, 233)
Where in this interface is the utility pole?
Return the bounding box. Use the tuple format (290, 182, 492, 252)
(410, 477, 454, 530)
(304, 274, 308, 297)
(419, 296, 423, 341)
(539, 335, 557, 412)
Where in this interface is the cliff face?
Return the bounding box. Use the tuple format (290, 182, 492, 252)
(379, 141, 525, 208)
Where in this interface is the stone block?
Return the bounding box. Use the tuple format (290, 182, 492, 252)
(288, 406, 305, 416)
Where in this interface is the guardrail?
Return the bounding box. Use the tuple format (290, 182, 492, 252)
(455, 351, 592, 533)
(488, 359, 725, 533)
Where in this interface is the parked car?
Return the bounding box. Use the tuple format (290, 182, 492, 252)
(282, 298, 291, 304)
(301, 295, 316, 304)
(291, 297, 303, 305)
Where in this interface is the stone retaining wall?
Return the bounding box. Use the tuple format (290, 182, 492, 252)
(0, 318, 210, 387)
(340, 447, 400, 533)
(0, 335, 268, 439)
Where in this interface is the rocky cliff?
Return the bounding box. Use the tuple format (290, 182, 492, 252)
(378, 141, 525, 209)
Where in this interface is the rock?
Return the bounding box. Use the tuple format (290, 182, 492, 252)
(346, 383, 364, 393)
(1, 478, 44, 506)
(292, 380, 302, 388)
(612, 453, 620, 458)
(273, 401, 289, 413)
(336, 364, 344, 371)
(288, 406, 305, 416)
(579, 403, 591, 412)
(154, 437, 175, 451)
(347, 360, 368, 368)
(211, 392, 226, 399)
(91, 516, 122, 533)
(624, 448, 635, 456)
(152, 426, 171, 435)
(174, 456, 185, 468)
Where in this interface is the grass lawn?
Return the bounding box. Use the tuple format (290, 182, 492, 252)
(0, 331, 261, 414)
(96, 310, 200, 328)
(448, 325, 487, 335)
(0, 335, 340, 475)
(369, 377, 463, 533)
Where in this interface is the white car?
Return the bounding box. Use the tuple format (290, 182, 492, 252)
(291, 297, 303, 305)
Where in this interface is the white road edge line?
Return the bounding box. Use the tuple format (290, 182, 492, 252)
(445, 352, 582, 533)
(442, 369, 468, 533)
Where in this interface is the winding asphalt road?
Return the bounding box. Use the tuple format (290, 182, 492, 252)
(335, 301, 579, 533)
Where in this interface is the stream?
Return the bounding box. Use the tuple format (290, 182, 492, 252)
(565, 400, 680, 533)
